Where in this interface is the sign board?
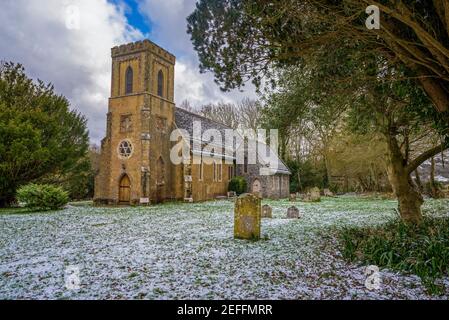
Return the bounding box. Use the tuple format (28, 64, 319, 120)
(140, 198, 150, 204)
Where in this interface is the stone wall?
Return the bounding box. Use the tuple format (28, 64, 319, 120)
(94, 40, 178, 205)
(190, 155, 233, 201)
(94, 40, 290, 205)
(236, 164, 290, 199)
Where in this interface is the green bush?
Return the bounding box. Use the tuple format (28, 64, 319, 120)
(290, 180, 299, 194)
(286, 158, 328, 192)
(337, 217, 449, 295)
(17, 184, 69, 211)
(228, 176, 247, 195)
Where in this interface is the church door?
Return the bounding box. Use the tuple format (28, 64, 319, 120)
(252, 179, 261, 197)
(119, 175, 131, 204)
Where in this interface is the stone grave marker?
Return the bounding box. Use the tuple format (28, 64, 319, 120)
(303, 187, 321, 202)
(261, 204, 273, 218)
(287, 206, 300, 219)
(234, 193, 261, 240)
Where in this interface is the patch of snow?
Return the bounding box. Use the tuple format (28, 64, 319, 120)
(0, 198, 448, 299)
(435, 175, 449, 183)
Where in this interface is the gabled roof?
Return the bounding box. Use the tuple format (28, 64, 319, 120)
(174, 107, 291, 175)
(174, 107, 232, 138)
(256, 143, 292, 175)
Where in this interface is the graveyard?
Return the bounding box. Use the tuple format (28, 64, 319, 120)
(1, 196, 448, 300)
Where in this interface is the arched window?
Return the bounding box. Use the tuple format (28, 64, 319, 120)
(157, 70, 164, 97)
(125, 66, 133, 94)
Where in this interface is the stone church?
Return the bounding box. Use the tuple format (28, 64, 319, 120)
(94, 40, 290, 205)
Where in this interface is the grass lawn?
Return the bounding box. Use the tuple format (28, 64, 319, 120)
(0, 207, 33, 215)
(0, 196, 448, 300)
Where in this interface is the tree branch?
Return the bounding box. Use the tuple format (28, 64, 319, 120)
(406, 143, 448, 174)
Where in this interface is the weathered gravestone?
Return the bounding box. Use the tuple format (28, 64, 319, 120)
(303, 187, 321, 202)
(287, 206, 301, 219)
(261, 204, 273, 218)
(310, 187, 321, 202)
(234, 193, 261, 240)
(323, 188, 335, 197)
(227, 191, 237, 198)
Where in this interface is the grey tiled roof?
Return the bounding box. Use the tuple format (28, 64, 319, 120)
(174, 107, 291, 175)
(174, 107, 231, 137)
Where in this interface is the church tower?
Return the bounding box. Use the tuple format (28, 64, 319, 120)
(94, 40, 178, 205)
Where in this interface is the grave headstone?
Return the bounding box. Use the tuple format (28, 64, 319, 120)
(234, 194, 261, 240)
(261, 204, 273, 218)
(303, 187, 321, 202)
(287, 206, 301, 219)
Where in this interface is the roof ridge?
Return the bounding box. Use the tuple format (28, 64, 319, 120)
(175, 107, 234, 130)
(174, 107, 291, 174)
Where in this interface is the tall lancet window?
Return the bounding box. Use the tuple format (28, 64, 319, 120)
(157, 70, 164, 97)
(125, 66, 133, 94)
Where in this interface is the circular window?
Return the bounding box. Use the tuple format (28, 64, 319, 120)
(118, 140, 133, 158)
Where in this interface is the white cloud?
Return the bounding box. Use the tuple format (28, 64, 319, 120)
(174, 60, 244, 106)
(0, 0, 142, 144)
(139, 0, 257, 107)
(0, 0, 257, 144)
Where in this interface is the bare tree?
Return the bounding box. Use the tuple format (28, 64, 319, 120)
(238, 98, 263, 132)
(200, 101, 240, 130)
(179, 99, 198, 113)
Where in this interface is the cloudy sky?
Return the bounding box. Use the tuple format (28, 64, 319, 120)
(0, 0, 256, 144)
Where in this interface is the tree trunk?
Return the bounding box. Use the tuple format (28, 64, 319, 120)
(430, 156, 438, 198)
(322, 145, 332, 188)
(385, 134, 423, 224)
(297, 171, 302, 191)
(418, 77, 449, 113)
(414, 168, 423, 193)
(0, 194, 16, 208)
(369, 163, 379, 191)
(279, 132, 287, 161)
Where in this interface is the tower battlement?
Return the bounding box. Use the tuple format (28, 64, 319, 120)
(111, 39, 176, 63)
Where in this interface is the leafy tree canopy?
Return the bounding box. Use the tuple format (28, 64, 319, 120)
(0, 62, 89, 207)
(187, 0, 449, 112)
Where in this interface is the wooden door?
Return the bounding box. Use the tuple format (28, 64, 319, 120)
(119, 175, 131, 204)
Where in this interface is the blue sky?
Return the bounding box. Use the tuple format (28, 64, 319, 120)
(107, 0, 198, 62)
(0, 0, 255, 143)
(110, 0, 152, 35)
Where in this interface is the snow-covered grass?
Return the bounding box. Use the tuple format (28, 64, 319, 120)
(0, 196, 448, 300)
